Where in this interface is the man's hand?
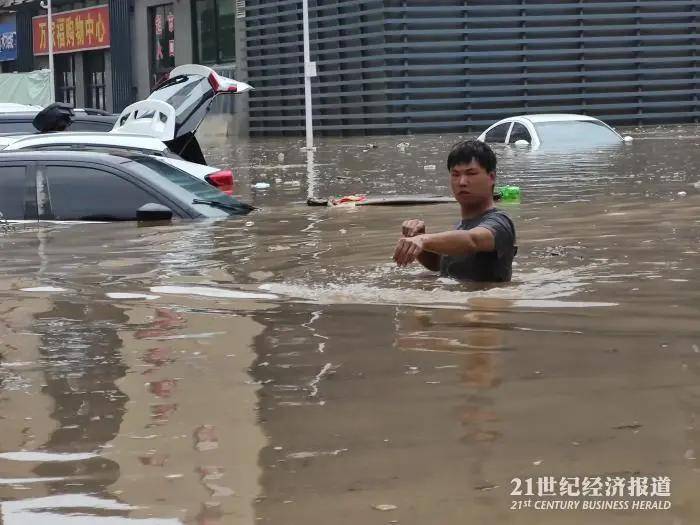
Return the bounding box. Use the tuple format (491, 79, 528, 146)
(402, 219, 426, 237)
(393, 235, 426, 267)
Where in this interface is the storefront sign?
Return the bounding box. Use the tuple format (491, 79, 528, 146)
(33, 5, 110, 55)
(0, 23, 17, 62)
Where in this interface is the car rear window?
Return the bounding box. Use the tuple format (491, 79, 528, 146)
(149, 75, 210, 122)
(534, 121, 621, 146)
(66, 120, 115, 132)
(126, 156, 251, 216)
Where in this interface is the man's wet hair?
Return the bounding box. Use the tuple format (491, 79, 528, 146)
(447, 140, 497, 173)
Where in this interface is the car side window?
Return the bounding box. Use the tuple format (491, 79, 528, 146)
(508, 123, 531, 144)
(44, 165, 161, 221)
(484, 123, 511, 143)
(0, 165, 28, 220)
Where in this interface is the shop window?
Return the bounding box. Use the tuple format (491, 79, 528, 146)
(55, 54, 76, 107)
(193, 0, 235, 65)
(149, 4, 176, 88)
(84, 51, 106, 111)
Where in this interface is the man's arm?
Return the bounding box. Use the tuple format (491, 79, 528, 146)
(422, 227, 495, 256)
(394, 227, 496, 267)
(400, 219, 441, 271)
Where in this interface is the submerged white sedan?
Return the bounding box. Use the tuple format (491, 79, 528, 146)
(477, 114, 630, 148)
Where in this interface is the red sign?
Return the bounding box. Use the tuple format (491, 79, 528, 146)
(33, 5, 110, 55)
(154, 14, 163, 36)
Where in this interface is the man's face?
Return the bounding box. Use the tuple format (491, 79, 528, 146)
(450, 160, 495, 205)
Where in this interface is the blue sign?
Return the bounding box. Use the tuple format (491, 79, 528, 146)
(0, 23, 17, 62)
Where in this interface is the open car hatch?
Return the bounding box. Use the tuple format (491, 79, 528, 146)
(111, 64, 252, 162)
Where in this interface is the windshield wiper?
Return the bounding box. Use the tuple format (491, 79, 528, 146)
(192, 198, 255, 213)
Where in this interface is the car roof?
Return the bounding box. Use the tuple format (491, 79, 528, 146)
(515, 114, 602, 124)
(0, 111, 115, 119)
(0, 132, 168, 151)
(0, 149, 145, 165)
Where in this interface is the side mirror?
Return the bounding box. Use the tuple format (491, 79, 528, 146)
(137, 203, 173, 222)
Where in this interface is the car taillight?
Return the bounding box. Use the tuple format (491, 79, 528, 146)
(208, 72, 237, 93)
(207, 73, 221, 92)
(205, 169, 234, 195)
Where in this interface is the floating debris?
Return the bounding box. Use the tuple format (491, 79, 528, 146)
(0, 451, 98, 462)
(372, 504, 398, 511)
(253, 182, 271, 189)
(613, 422, 642, 430)
(287, 448, 347, 459)
(20, 286, 68, 293)
(106, 292, 159, 300)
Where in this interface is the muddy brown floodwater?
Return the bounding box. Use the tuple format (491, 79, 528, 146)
(1, 127, 699, 524)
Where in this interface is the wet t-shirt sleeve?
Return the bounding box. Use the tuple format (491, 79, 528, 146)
(476, 211, 515, 258)
(441, 209, 516, 282)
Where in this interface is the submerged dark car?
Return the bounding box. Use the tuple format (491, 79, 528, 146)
(0, 150, 252, 222)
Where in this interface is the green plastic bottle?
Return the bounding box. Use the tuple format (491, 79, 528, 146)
(496, 185, 521, 201)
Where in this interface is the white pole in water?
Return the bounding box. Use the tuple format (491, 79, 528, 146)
(40, 0, 55, 103)
(302, 0, 316, 151)
(306, 147, 317, 199)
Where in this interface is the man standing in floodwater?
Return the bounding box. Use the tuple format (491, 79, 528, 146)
(393, 140, 517, 282)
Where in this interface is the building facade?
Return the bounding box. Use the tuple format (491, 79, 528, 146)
(245, 0, 700, 136)
(0, 0, 132, 113)
(0, 0, 699, 136)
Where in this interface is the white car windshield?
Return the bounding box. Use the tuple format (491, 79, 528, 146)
(535, 121, 621, 146)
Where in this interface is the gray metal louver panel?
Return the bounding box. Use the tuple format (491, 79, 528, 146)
(245, 0, 700, 136)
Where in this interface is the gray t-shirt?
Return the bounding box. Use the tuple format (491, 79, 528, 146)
(439, 208, 516, 282)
